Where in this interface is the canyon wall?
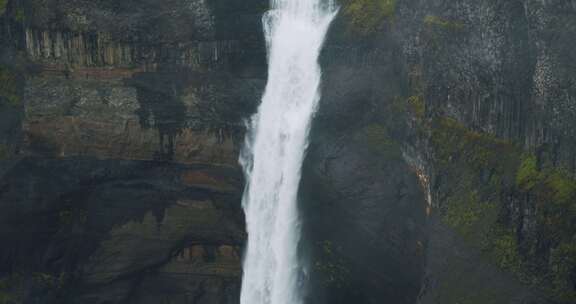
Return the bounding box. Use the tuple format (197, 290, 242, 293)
(304, 0, 575, 303)
(0, 0, 575, 304)
(0, 0, 265, 303)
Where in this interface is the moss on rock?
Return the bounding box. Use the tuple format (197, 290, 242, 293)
(358, 123, 402, 159)
(342, 0, 396, 34)
(487, 227, 522, 273)
(407, 95, 425, 119)
(0, 67, 21, 108)
(550, 243, 576, 302)
(0, 144, 8, 160)
(14, 7, 24, 22)
(426, 115, 576, 302)
(314, 240, 351, 288)
(0, 0, 7, 15)
(516, 154, 539, 190)
(0, 275, 22, 304)
(424, 15, 464, 32)
(430, 117, 518, 173)
(442, 189, 499, 243)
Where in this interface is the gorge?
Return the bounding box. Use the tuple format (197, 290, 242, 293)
(0, 0, 575, 304)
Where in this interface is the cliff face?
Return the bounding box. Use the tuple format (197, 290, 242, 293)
(303, 0, 575, 303)
(0, 0, 575, 304)
(395, 1, 576, 303)
(0, 0, 266, 303)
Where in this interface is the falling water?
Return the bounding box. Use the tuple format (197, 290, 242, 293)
(239, 1, 337, 304)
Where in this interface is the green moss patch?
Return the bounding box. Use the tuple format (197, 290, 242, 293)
(0, 67, 21, 108)
(314, 240, 351, 288)
(357, 123, 402, 159)
(0, 0, 7, 15)
(0, 275, 23, 304)
(443, 189, 499, 243)
(33, 272, 67, 290)
(515, 153, 576, 203)
(427, 116, 576, 301)
(513, 155, 576, 301)
(516, 154, 539, 190)
(487, 227, 522, 273)
(424, 15, 464, 32)
(0, 144, 8, 160)
(0, 281, 14, 304)
(431, 117, 518, 173)
(14, 7, 24, 22)
(343, 0, 396, 34)
(550, 243, 576, 301)
(407, 95, 425, 119)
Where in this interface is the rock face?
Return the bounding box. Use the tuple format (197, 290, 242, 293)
(0, 0, 266, 303)
(0, 160, 246, 303)
(391, 1, 576, 303)
(311, 0, 576, 303)
(0, 0, 575, 304)
(301, 0, 576, 303)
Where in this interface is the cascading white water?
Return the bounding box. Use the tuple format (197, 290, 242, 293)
(239, 1, 337, 304)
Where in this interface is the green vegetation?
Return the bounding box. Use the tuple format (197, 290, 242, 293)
(256, 2, 269, 14)
(426, 115, 576, 301)
(0, 278, 14, 304)
(516, 154, 575, 194)
(59, 206, 88, 226)
(516, 157, 576, 204)
(547, 170, 576, 204)
(359, 123, 402, 159)
(550, 243, 576, 302)
(0, 67, 21, 108)
(0, 0, 7, 15)
(443, 190, 499, 242)
(424, 15, 464, 32)
(430, 117, 517, 172)
(0, 291, 15, 303)
(0, 276, 22, 304)
(343, 0, 396, 34)
(487, 227, 522, 273)
(0, 1, 24, 22)
(407, 95, 425, 119)
(14, 7, 24, 22)
(516, 154, 539, 190)
(33, 272, 66, 289)
(0, 144, 8, 160)
(512, 154, 576, 301)
(314, 241, 350, 288)
(435, 256, 517, 304)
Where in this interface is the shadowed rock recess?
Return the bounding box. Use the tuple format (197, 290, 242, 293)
(0, 0, 574, 303)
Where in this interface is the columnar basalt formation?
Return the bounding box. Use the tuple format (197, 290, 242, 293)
(0, 0, 266, 303)
(0, 0, 574, 303)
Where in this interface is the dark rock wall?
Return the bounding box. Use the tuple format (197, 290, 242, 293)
(304, 0, 575, 303)
(396, 0, 576, 168)
(300, 16, 428, 304)
(0, 0, 575, 303)
(0, 0, 266, 303)
(394, 0, 575, 303)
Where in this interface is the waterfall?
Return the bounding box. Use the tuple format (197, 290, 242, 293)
(239, 1, 337, 304)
